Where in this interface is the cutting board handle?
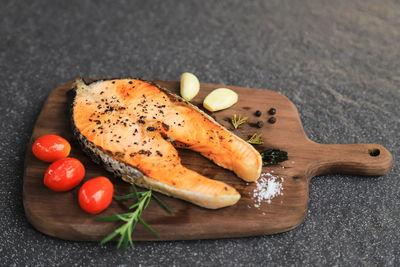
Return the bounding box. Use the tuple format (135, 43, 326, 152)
(308, 143, 393, 177)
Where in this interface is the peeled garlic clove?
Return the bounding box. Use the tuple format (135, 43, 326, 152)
(180, 72, 200, 101)
(203, 88, 238, 112)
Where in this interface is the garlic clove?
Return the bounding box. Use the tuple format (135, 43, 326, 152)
(180, 72, 200, 101)
(203, 88, 238, 112)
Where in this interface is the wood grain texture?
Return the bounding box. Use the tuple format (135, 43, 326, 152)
(23, 80, 393, 241)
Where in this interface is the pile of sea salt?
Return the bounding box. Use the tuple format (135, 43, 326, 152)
(252, 172, 284, 208)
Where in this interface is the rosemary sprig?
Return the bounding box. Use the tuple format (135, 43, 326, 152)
(247, 133, 263, 144)
(95, 184, 173, 253)
(231, 114, 248, 129)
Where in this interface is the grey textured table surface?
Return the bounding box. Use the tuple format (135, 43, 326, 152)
(1, 0, 399, 266)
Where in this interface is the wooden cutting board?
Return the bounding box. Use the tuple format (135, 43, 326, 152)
(23, 79, 393, 241)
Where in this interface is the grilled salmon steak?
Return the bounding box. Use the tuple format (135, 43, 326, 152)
(69, 78, 262, 209)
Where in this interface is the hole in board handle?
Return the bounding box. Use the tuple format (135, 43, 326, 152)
(369, 149, 380, 157)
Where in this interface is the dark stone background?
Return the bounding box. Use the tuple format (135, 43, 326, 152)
(1, 0, 399, 265)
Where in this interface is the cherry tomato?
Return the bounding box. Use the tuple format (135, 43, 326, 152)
(78, 177, 114, 214)
(32, 134, 71, 162)
(44, 157, 85, 191)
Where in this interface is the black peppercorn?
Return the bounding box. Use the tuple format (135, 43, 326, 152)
(268, 117, 276, 124)
(256, 121, 264, 128)
(268, 108, 276, 115)
(255, 110, 262, 117)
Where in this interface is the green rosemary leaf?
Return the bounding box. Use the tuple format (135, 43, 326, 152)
(127, 222, 134, 249)
(128, 202, 141, 210)
(130, 220, 138, 239)
(132, 184, 140, 199)
(116, 214, 131, 222)
(117, 229, 125, 249)
(152, 194, 174, 214)
(114, 191, 147, 201)
(95, 212, 132, 222)
(121, 235, 129, 254)
(100, 229, 120, 245)
(114, 193, 137, 200)
(143, 191, 152, 210)
(139, 217, 160, 237)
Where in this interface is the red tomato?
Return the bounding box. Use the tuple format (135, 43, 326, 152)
(32, 134, 71, 162)
(78, 177, 114, 214)
(44, 157, 85, 191)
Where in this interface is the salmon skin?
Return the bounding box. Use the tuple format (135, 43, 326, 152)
(68, 78, 262, 209)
